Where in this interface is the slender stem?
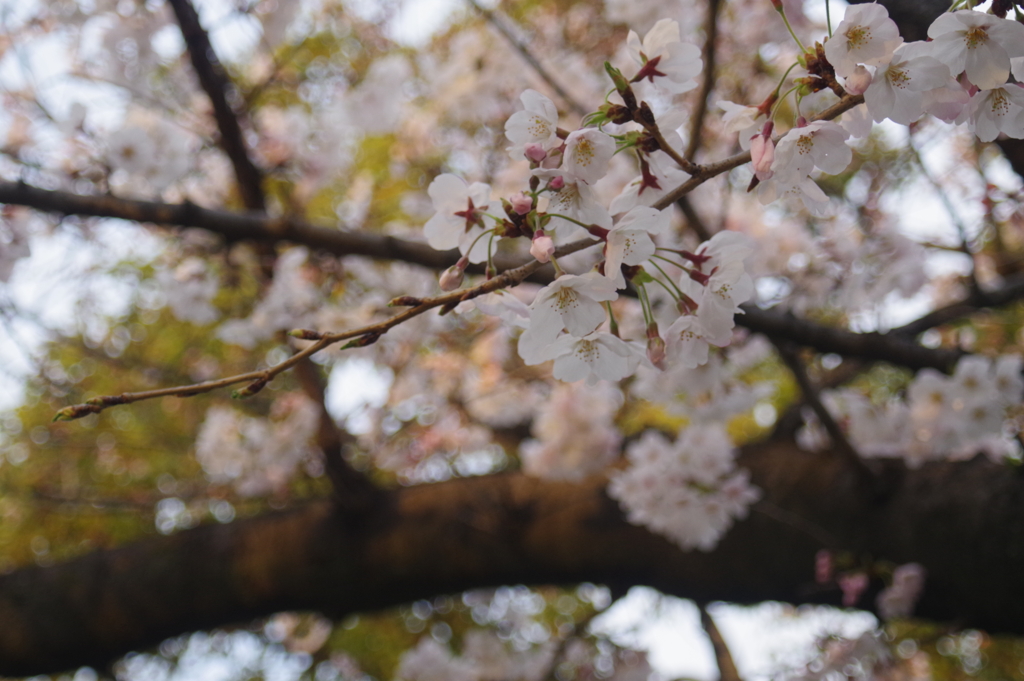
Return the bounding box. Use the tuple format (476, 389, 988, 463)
(652, 252, 690, 272)
(648, 260, 685, 298)
(605, 301, 620, 337)
(825, 0, 833, 39)
(777, 7, 807, 53)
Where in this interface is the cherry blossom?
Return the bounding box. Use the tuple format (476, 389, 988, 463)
(602, 206, 670, 287)
(519, 383, 623, 479)
(663, 315, 712, 369)
(424, 174, 495, 263)
(608, 427, 760, 551)
(609, 150, 691, 215)
(626, 18, 703, 95)
(962, 84, 1024, 142)
(537, 170, 613, 236)
(823, 3, 901, 78)
(926, 10, 1024, 90)
(562, 128, 616, 185)
(529, 331, 644, 385)
(517, 272, 619, 362)
(864, 43, 951, 125)
(505, 89, 561, 161)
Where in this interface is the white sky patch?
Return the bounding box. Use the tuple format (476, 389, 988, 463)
(387, 0, 463, 46)
(591, 588, 877, 681)
(325, 358, 393, 434)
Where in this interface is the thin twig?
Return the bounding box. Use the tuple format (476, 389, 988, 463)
(466, 0, 589, 118)
(685, 0, 723, 161)
(653, 93, 865, 210)
(906, 129, 979, 291)
(53, 240, 597, 421)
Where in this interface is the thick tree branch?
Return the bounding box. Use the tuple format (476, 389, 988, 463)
(2, 436, 1023, 675)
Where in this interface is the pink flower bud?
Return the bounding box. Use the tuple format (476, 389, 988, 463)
(530, 232, 555, 263)
(838, 572, 868, 607)
(524, 143, 547, 163)
(439, 256, 468, 291)
(795, 115, 808, 128)
(815, 549, 833, 584)
(750, 134, 775, 181)
(646, 323, 666, 369)
(677, 294, 699, 315)
(844, 65, 872, 96)
(549, 175, 565, 190)
(510, 192, 533, 215)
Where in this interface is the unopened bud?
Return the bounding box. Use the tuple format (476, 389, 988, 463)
(795, 115, 809, 128)
(530, 232, 555, 263)
(688, 268, 711, 286)
(677, 293, 699, 315)
(815, 550, 833, 584)
(838, 572, 868, 607)
(844, 65, 872, 96)
(548, 175, 565, 190)
(53, 403, 103, 422)
(439, 258, 468, 291)
(750, 133, 775, 181)
(288, 328, 324, 340)
(510, 191, 533, 215)
(233, 376, 269, 399)
(524, 143, 547, 163)
(646, 323, 666, 369)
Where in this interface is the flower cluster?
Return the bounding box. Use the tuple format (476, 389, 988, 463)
(798, 355, 1024, 466)
(423, 30, 754, 386)
(194, 393, 321, 497)
(607, 427, 760, 551)
(718, 2, 1024, 215)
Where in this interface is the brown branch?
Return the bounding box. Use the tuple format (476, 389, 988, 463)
(653, 94, 865, 210)
(52, 242, 599, 421)
(0, 180, 966, 373)
(739, 306, 961, 373)
(5, 437, 1024, 675)
(168, 0, 266, 212)
(292, 357, 379, 510)
(685, 0, 723, 161)
(772, 341, 873, 480)
(676, 195, 713, 241)
(892, 272, 1024, 338)
(466, 0, 589, 118)
(699, 606, 743, 681)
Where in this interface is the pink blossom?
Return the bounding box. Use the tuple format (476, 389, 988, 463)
(844, 65, 873, 96)
(530, 232, 555, 263)
(838, 572, 868, 607)
(750, 129, 775, 181)
(510, 192, 533, 215)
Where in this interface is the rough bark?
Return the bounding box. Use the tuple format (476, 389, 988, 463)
(1, 436, 1023, 675)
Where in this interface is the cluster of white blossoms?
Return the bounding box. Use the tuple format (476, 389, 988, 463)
(720, 2, 1024, 214)
(798, 355, 1024, 467)
(519, 382, 623, 481)
(194, 393, 321, 497)
(607, 427, 760, 551)
(423, 19, 755, 386)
